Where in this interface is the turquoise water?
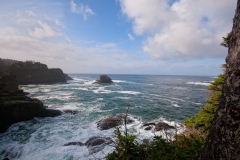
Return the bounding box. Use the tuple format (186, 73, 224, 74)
(0, 74, 214, 159)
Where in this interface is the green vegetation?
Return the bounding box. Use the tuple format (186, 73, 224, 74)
(220, 32, 232, 48)
(106, 127, 205, 160)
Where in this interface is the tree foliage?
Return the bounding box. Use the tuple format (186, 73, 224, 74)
(220, 32, 232, 48)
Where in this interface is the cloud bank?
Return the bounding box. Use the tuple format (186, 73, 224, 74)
(119, 0, 236, 60)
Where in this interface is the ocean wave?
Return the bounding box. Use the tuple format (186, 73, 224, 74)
(186, 82, 210, 86)
(117, 91, 141, 95)
(92, 87, 112, 94)
(112, 80, 126, 83)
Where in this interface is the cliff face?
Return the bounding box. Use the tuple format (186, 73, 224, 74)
(6, 60, 71, 85)
(10, 68, 67, 85)
(200, 1, 240, 159)
(0, 72, 61, 133)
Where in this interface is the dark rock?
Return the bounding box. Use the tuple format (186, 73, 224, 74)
(64, 136, 113, 154)
(64, 74, 73, 81)
(0, 72, 18, 91)
(63, 109, 80, 115)
(143, 123, 156, 127)
(85, 136, 113, 154)
(154, 122, 175, 131)
(43, 109, 62, 117)
(63, 142, 84, 146)
(96, 114, 134, 130)
(85, 136, 112, 147)
(0, 72, 61, 133)
(94, 75, 113, 84)
(144, 126, 152, 130)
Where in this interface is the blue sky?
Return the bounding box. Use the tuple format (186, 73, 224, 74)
(0, 0, 237, 75)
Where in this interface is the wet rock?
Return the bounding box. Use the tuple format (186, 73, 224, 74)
(93, 75, 113, 84)
(64, 74, 73, 81)
(64, 136, 113, 154)
(96, 114, 134, 130)
(143, 123, 156, 127)
(0, 72, 61, 133)
(63, 142, 84, 146)
(43, 109, 62, 117)
(154, 122, 175, 131)
(85, 136, 113, 154)
(144, 126, 152, 130)
(63, 109, 80, 115)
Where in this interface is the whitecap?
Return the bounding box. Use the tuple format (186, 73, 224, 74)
(92, 87, 112, 94)
(112, 80, 126, 83)
(186, 82, 210, 86)
(117, 91, 141, 95)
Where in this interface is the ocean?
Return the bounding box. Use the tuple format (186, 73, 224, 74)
(0, 74, 214, 160)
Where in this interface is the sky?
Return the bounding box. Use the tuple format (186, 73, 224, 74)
(0, 0, 237, 75)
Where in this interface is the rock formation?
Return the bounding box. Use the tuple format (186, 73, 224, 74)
(64, 74, 73, 80)
(201, 1, 240, 159)
(0, 59, 73, 84)
(142, 122, 175, 131)
(154, 122, 175, 131)
(64, 136, 113, 154)
(0, 72, 61, 133)
(94, 75, 113, 84)
(96, 114, 134, 130)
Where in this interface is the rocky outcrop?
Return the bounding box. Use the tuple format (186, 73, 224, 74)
(154, 122, 175, 131)
(142, 122, 175, 131)
(96, 114, 134, 130)
(0, 72, 61, 133)
(10, 68, 67, 85)
(3, 60, 73, 85)
(201, 2, 240, 159)
(94, 75, 113, 84)
(64, 74, 73, 80)
(64, 136, 113, 154)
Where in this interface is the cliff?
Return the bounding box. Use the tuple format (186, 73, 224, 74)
(5, 60, 72, 85)
(0, 72, 61, 133)
(9, 68, 67, 85)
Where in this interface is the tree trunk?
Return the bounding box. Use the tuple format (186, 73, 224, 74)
(200, 1, 240, 159)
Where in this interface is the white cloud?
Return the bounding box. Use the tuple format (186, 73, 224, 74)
(26, 11, 35, 17)
(29, 20, 61, 39)
(70, 0, 96, 20)
(128, 33, 134, 41)
(119, 0, 236, 60)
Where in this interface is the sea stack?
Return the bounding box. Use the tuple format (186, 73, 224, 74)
(94, 75, 113, 84)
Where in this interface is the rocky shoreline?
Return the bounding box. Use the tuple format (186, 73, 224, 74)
(0, 72, 62, 133)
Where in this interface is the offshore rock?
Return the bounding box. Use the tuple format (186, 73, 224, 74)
(64, 74, 73, 80)
(94, 75, 113, 84)
(64, 136, 113, 154)
(0, 72, 61, 133)
(154, 122, 175, 131)
(96, 114, 134, 130)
